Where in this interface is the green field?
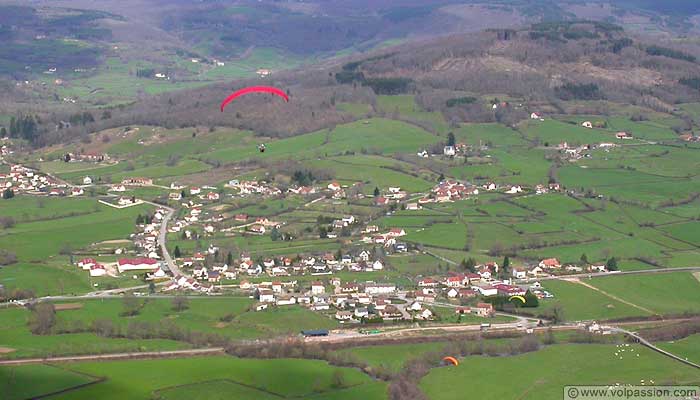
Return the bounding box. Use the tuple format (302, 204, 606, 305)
(587, 272, 700, 315)
(535, 280, 651, 321)
(1, 364, 97, 400)
(0, 306, 190, 359)
(334, 342, 447, 373)
(10, 356, 385, 400)
(420, 344, 700, 400)
(658, 334, 700, 365)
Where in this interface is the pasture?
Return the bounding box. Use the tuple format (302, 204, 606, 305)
(16, 356, 384, 400)
(420, 344, 700, 400)
(587, 272, 700, 315)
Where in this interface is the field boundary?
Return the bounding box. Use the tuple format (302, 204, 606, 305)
(0, 347, 225, 366)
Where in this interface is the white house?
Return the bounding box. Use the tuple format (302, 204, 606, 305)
(364, 282, 396, 295)
(443, 146, 456, 156)
(83, 176, 93, 185)
(311, 282, 325, 295)
(117, 258, 158, 273)
(89, 264, 106, 277)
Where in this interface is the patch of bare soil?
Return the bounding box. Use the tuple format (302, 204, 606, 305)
(55, 303, 84, 311)
(0, 347, 15, 354)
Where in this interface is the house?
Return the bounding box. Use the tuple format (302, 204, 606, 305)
(388, 228, 406, 237)
(455, 306, 471, 315)
(512, 267, 527, 279)
(589, 265, 607, 273)
(539, 258, 561, 269)
(122, 177, 153, 186)
(258, 289, 275, 303)
(444, 276, 463, 288)
(234, 214, 248, 222)
(616, 131, 633, 140)
(190, 187, 201, 195)
(327, 181, 342, 191)
(417, 150, 429, 158)
(276, 295, 297, 306)
(364, 282, 396, 295)
(169, 192, 182, 201)
(566, 265, 583, 272)
(311, 282, 325, 295)
(372, 260, 384, 270)
(474, 285, 498, 297)
(354, 307, 369, 319)
(505, 185, 522, 194)
(581, 121, 593, 129)
(418, 278, 438, 287)
(71, 187, 84, 196)
(110, 184, 127, 192)
(335, 311, 353, 321)
(89, 264, 106, 277)
(206, 192, 220, 201)
(341, 283, 360, 293)
(117, 257, 158, 273)
(443, 146, 456, 156)
(494, 283, 526, 297)
(375, 196, 389, 206)
(473, 302, 495, 317)
(394, 242, 408, 253)
(530, 112, 543, 120)
(207, 270, 221, 283)
(248, 225, 266, 235)
(82, 176, 92, 185)
(418, 308, 434, 320)
(78, 258, 97, 270)
(405, 203, 422, 211)
(410, 301, 424, 312)
(447, 287, 460, 298)
(358, 250, 372, 262)
(380, 305, 404, 320)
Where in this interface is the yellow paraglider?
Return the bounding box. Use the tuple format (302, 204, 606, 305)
(509, 295, 526, 304)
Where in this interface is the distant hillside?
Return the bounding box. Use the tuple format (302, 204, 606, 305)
(30, 20, 700, 147)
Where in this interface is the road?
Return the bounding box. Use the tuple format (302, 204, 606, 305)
(516, 266, 700, 284)
(0, 347, 225, 366)
(153, 204, 181, 277)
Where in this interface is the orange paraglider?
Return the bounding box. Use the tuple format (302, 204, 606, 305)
(443, 356, 459, 366)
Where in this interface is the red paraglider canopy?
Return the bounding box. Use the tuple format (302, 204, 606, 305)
(220, 86, 289, 112)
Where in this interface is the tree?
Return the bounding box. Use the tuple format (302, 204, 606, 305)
(580, 253, 588, 265)
(549, 304, 565, 323)
(331, 370, 346, 388)
(121, 293, 141, 316)
(464, 257, 476, 272)
(172, 295, 189, 312)
(270, 227, 281, 241)
(447, 132, 456, 147)
(226, 251, 233, 266)
(148, 282, 156, 294)
(543, 327, 556, 345)
(606, 257, 618, 271)
(523, 290, 539, 307)
(438, 173, 445, 182)
(2, 188, 14, 199)
(319, 226, 328, 239)
(29, 302, 56, 335)
(373, 187, 380, 197)
(173, 246, 181, 258)
(0, 127, 6, 137)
